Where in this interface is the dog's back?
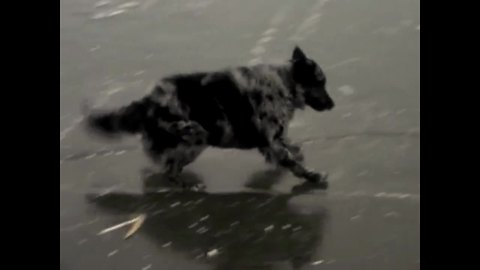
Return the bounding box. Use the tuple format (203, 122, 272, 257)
(158, 64, 294, 147)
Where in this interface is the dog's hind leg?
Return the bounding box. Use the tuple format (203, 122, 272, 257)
(162, 145, 206, 188)
(259, 142, 328, 188)
(168, 121, 208, 145)
(163, 120, 208, 186)
(164, 145, 205, 177)
(143, 119, 208, 188)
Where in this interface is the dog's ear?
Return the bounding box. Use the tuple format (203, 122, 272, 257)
(292, 46, 307, 62)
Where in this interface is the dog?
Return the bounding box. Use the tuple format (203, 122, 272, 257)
(86, 46, 335, 189)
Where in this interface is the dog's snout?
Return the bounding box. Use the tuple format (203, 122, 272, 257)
(321, 96, 334, 110)
(327, 99, 335, 110)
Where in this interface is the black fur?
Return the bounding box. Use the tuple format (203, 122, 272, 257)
(86, 47, 334, 188)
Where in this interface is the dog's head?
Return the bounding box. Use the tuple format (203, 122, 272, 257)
(290, 46, 334, 111)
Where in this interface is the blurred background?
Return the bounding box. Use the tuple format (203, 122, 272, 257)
(60, 0, 420, 269)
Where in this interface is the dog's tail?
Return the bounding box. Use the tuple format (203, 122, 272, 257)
(84, 98, 149, 137)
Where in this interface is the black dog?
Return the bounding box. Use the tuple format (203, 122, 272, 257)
(86, 47, 335, 188)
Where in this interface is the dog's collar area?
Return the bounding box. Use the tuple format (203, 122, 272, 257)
(290, 84, 306, 108)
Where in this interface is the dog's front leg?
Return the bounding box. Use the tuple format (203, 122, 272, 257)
(259, 143, 328, 188)
(279, 137, 304, 163)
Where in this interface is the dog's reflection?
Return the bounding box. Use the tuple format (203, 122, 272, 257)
(87, 170, 328, 270)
